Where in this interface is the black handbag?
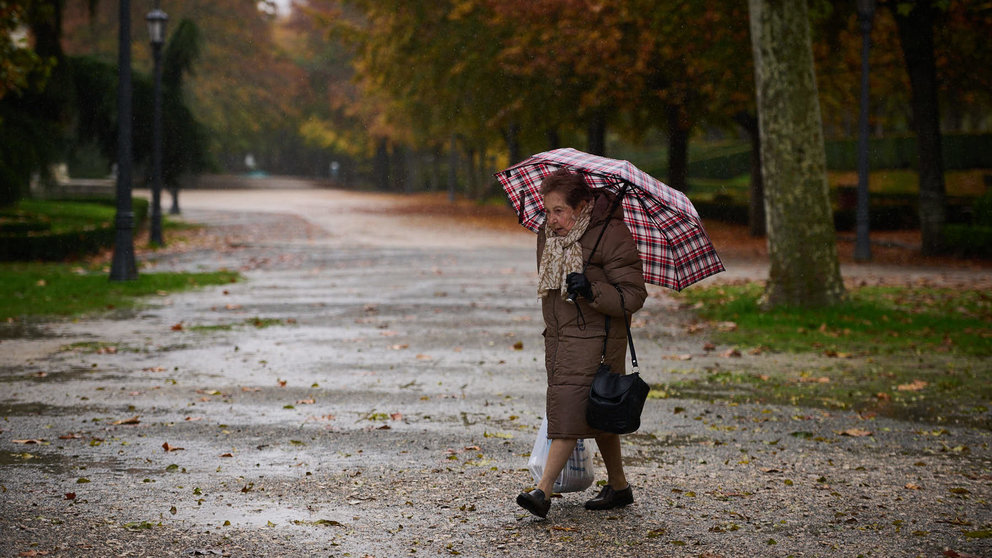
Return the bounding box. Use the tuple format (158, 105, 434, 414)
(586, 291, 650, 435)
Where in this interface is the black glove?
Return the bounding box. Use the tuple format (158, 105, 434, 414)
(566, 272, 594, 300)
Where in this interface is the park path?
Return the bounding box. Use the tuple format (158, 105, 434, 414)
(0, 180, 989, 557)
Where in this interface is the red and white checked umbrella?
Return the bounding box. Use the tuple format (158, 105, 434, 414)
(495, 148, 724, 291)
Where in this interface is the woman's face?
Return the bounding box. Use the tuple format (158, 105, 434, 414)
(544, 191, 587, 237)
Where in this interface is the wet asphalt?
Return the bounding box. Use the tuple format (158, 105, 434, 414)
(1, 185, 990, 557)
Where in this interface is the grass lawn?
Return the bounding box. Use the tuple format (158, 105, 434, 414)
(677, 283, 991, 357)
(660, 284, 992, 427)
(1, 263, 239, 320)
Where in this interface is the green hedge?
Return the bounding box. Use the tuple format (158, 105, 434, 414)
(687, 133, 992, 179)
(694, 194, 974, 232)
(944, 225, 992, 258)
(0, 197, 148, 261)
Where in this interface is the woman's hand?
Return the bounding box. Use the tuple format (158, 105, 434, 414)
(566, 272, 594, 300)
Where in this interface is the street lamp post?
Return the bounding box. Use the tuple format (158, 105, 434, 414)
(854, 0, 875, 262)
(146, 6, 168, 246)
(110, 0, 137, 281)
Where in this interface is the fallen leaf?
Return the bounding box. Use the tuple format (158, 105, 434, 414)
(512, 341, 524, 350)
(112, 416, 141, 425)
(702, 342, 716, 351)
(277, 379, 287, 387)
(664, 353, 693, 361)
(12, 439, 45, 444)
(800, 376, 831, 384)
(716, 321, 738, 332)
(415, 354, 432, 360)
(142, 366, 166, 372)
(64, 492, 76, 500)
(390, 413, 403, 421)
(220, 453, 234, 458)
(171, 323, 184, 331)
(390, 344, 409, 350)
(296, 399, 315, 405)
(897, 380, 928, 392)
(840, 428, 873, 437)
(905, 483, 922, 490)
(241, 387, 261, 392)
(58, 433, 83, 440)
(721, 348, 741, 358)
(184, 416, 204, 421)
(162, 442, 185, 452)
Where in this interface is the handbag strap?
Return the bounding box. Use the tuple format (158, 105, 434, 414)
(601, 288, 639, 373)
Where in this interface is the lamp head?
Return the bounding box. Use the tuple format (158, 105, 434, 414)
(146, 9, 168, 46)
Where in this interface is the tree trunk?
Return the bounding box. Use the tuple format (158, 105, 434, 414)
(666, 104, 690, 193)
(502, 123, 521, 165)
(748, 0, 844, 308)
(546, 127, 560, 150)
(431, 144, 443, 192)
(373, 138, 390, 191)
(587, 112, 607, 156)
(735, 111, 766, 237)
(466, 145, 477, 198)
(892, 2, 946, 256)
(448, 133, 457, 202)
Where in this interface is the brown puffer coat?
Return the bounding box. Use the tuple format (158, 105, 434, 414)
(537, 191, 648, 439)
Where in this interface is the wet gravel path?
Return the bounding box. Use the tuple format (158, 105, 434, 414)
(1, 186, 989, 557)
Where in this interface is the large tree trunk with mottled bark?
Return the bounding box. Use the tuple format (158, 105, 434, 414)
(892, 2, 946, 256)
(748, 0, 844, 308)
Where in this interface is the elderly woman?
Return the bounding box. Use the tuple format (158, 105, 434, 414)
(516, 169, 648, 518)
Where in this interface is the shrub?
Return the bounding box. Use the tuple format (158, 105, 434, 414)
(942, 191, 992, 258)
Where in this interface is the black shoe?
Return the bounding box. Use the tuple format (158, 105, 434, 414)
(584, 484, 634, 510)
(516, 489, 551, 518)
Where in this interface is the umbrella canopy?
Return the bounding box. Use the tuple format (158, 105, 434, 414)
(495, 148, 725, 291)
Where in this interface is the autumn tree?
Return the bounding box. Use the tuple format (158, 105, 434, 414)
(749, 0, 844, 307)
(62, 0, 304, 173)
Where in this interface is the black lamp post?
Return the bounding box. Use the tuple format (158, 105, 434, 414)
(146, 6, 168, 246)
(110, 0, 137, 281)
(854, 0, 875, 262)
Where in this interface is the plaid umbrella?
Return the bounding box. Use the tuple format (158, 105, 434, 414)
(495, 147, 725, 291)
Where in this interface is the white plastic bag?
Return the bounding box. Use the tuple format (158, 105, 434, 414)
(527, 417, 594, 493)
